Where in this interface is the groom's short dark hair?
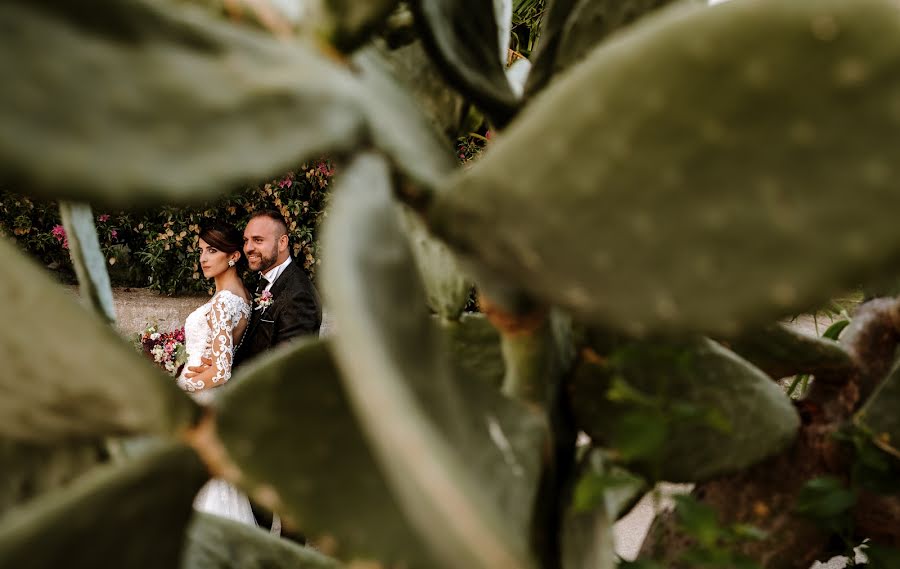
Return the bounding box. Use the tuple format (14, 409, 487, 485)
(249, 209, 288, 237)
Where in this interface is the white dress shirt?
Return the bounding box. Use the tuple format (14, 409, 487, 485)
(261, 256, 292, 291)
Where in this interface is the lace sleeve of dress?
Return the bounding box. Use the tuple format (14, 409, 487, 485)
(207, 292, 249, 385)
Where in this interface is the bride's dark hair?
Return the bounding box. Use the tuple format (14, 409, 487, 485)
(199, 221, 245, 270)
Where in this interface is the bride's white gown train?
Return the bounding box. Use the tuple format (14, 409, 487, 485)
(176, 291, 257, 527)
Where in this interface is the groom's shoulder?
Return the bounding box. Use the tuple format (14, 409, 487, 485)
(281, 260, 315, 290)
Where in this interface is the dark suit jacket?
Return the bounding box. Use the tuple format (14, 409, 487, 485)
(234, 260, 321, 369)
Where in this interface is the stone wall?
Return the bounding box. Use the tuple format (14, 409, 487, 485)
(106, 288, 334, 336)
(111, 288, 209, 335)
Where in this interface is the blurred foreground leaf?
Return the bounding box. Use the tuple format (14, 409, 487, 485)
(0, 443, 207, 568)
(432, 0, 900, 334)
(0, 238, 198, 442)
(322, 152, 545, 568)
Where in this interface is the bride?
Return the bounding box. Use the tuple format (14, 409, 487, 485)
(175, 221, 257, 527)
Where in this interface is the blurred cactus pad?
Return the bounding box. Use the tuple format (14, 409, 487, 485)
(2, 0, 900, 569)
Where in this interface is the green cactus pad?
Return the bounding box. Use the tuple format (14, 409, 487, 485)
(571, 337, 799, 481)
(322, 153, 545, 569)
(562, 451, 621, 569)
(325, 0, 400, 52)
(0, 442, 207, 568)
(722, 323, 854, 380)
(183, 511, 340, 569)
(523, 0, 578, 96)
(431, 0, 900, 334)
(402, 207, 473, 320)
(856, 360, 900, 457)
(438, 313, 505, 390)
(0, 0, 366, 206)
(526, 0, 680, 95)
(562, 503, 616, 569)
(0, 239, 198, 442)
(570, 449, 646, 521)
(354, 48, 459, 191)
(59, 202, 116, 323)
(410, 0, 518, 125)
(216, 339, 438, 568)
(0, 440, 106, 514)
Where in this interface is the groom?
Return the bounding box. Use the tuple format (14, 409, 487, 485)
(233, 209, 322, 368)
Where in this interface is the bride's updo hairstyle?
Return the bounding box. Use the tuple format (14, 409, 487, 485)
(199, 221, 246, 270)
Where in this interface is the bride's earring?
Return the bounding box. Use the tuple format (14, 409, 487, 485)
(228, 259, 236, 267)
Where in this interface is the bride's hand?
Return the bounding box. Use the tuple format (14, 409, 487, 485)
(185, 356, 213, 378)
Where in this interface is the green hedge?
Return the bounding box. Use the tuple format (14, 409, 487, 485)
(0, 161, 332, 295)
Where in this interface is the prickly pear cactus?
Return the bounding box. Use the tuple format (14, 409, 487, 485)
(2, 0, 900, 568)
(429, 0, 900, 334)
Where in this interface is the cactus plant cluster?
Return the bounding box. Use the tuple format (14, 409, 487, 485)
(1, 0, 900, 568)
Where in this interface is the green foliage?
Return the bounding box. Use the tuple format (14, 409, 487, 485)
(572, 338, 799, 481)
(321, 152, 547, 568)
(59, 202, 117, 323)
(6, 1, 900, 568)
(571, 459, 644, 517)
(511, 0, 545, 58)
(217, 339, 439, 566)
(411, 0, 519, 125)
(855, 359, 900, 458)
(725, 322, 853, 381)
(182, 512, 340, 569)
(1, 163, 331, 294)
(669, 495, 765, 569)
(862, 543, 900, 569)
(0, 237, 198, 442)
(795, 476, 857, 535)
(0, 443, 207, 568)
(526, 0, 680, 94)
(431, 0, 900, 333)
(619, 561, 664, 569)
(0, 440, 107, 513)
(624, 494, 767, 569)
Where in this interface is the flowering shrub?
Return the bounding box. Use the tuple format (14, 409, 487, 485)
(456, 132, 490, 164)
(0, 161, 332, 294)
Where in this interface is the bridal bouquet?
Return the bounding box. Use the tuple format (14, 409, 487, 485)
(133, 323, 188, 377)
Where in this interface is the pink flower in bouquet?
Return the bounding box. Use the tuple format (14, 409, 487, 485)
(98, 214, 110, 222)
(134, 324, 188, 377)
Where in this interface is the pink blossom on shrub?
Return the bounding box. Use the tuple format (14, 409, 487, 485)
(110, 229, 118, 240)
(51, 225, 69, 249)
(316, 161, 335, 177)
(98, 214, 110, 222)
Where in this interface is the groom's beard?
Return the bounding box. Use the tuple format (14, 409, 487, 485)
(247, 247, 277, 273)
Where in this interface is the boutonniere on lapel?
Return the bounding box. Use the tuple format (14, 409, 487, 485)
(254, 290, 274, 311)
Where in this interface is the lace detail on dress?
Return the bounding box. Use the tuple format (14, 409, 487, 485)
(176, 290, 249, 394)
(206, 291, 251, 385)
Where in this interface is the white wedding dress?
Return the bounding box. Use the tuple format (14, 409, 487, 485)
(176, 291, 258, 527)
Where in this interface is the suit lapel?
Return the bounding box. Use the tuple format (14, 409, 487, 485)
(245, 276, 272, 338)
(241, 261, 298, 351)
(267, 261, 297, 302)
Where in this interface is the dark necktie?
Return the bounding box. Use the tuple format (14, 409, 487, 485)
(255, 276, 270, 294)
